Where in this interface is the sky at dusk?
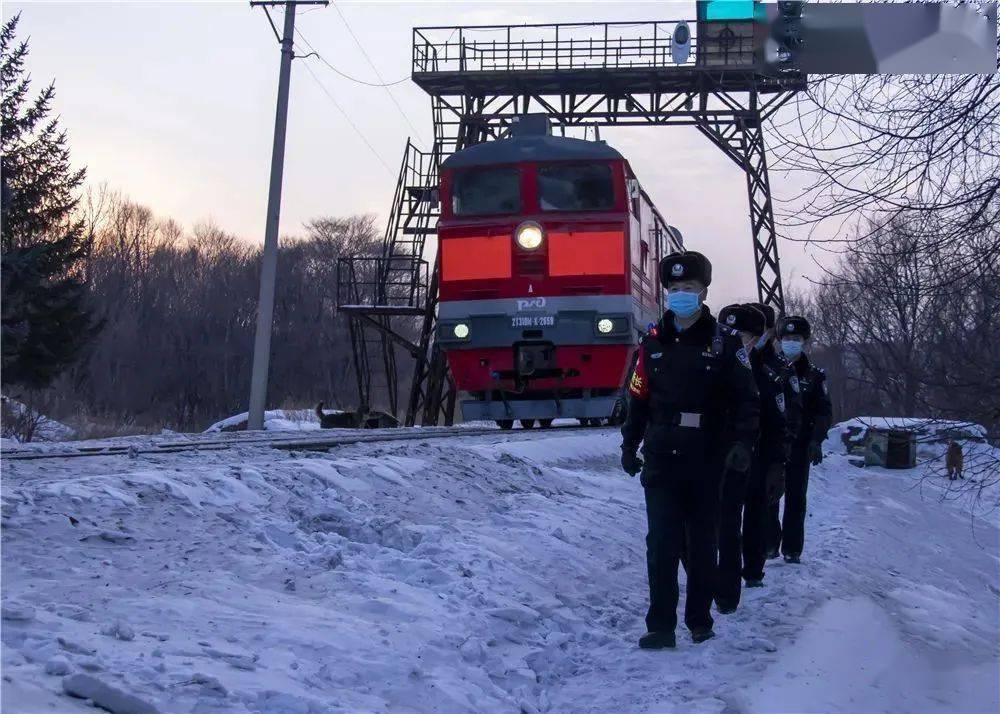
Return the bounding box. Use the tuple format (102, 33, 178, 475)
(6, 0, 829, 309)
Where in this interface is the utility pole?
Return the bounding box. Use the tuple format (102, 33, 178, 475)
(247, 0, 327, 430)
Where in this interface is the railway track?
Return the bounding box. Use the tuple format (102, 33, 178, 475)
(1, 423, 607, 462)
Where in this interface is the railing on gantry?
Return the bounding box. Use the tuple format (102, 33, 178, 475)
(412, 20, 755, 74)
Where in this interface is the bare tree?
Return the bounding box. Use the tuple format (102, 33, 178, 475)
(43, 197, 385, 432)
(772, 72, 1000, 287)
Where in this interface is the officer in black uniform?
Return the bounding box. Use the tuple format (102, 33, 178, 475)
(771, 315, 833, 563)
(714, 303, 786, 610)
(620, 251, 760, 649)
(751, 302, 803, 560)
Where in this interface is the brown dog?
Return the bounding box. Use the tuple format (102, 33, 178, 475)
(315, 402, 370, 429)
(945, 441, 964, 481)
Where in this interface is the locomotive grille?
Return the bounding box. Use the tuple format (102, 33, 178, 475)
(516, 252, 546, 278)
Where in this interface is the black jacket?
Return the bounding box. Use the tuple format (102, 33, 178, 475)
(749, 345, 788, 467)
(621, 307, 760, 477)
(790, 352, 833, 448)
(761, 341, 802, 458)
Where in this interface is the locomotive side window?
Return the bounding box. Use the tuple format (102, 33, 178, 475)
(538, 164, 614, 212)
(452, 168, 521, 216)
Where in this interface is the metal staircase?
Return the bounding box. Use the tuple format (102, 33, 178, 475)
(336, 140, 436, 419)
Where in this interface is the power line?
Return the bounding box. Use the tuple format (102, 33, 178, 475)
(300, 60, 394, 175)
(294, 28, 410, 87)
(330, 1, 427, 146)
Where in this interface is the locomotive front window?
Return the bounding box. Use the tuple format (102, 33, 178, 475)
(452, 168, 521, 216)
(538, 164, 615, 212)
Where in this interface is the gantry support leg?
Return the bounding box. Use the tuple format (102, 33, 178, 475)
(696, 105, 785, 313)
(738, 115, 784, 311)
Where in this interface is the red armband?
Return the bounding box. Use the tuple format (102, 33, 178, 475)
(628, 347, 650, 400)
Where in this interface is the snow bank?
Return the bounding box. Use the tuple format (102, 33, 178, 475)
(1, 396, 75, 442)
(203, 408, 322, 433)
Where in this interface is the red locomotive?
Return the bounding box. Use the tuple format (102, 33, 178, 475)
(436, 115, 683, 428)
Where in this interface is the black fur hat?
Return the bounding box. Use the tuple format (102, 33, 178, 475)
(720, 303, 766, 335)
(660, 251, 712, 287)
(748, 302, 776, 329)
(778, 314, 812, 340)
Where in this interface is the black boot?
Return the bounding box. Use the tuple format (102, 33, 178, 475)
(691, 627, 715, 644)
(638, 631, 676, 650)
(783, 553, 801, 564)
(765, 547, 780, 560)
(716, 600, 738, 615)
(744, 578, 764, 588)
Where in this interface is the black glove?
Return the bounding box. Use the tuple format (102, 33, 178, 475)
(766, 463, 785, 504)
(724, 443, 752, 473)
(621, 450, 643, 477)
(808, 442, 823, 466)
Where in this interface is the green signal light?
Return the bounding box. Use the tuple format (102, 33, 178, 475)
(698, 1, 760, 22)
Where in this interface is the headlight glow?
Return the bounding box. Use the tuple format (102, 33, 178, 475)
(597, 318, 614, 334)
(453, 323, 470, 339)
(515, 222, 544, 251)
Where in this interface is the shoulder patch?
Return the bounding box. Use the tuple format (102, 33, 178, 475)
(735, 347, 751, 369)
(789, 375, 801, 394)
(775, 393, 786, 413)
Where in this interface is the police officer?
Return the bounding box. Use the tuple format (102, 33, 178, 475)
(621, 251, 760, 648)
(716, 304, 786, 610)
(771, 315, 832, 563)
(749, 302, 804, 560)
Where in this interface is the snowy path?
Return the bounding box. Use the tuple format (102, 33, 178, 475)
(2, 429, 998, 713)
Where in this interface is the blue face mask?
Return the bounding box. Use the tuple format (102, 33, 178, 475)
(667, 290, 701, 318)
(781, 339, 803, 360)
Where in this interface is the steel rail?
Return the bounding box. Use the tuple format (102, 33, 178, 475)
(1, 424, 608, 462)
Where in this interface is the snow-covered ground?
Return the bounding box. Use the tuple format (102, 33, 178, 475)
(2, 427, 998, 713)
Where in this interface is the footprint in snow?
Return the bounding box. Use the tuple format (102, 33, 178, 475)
(1, 602, 36, 622)
(100, 621, 135, 641)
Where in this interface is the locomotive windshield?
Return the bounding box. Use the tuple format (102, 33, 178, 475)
(452, 168, 521, 216)
(538, 163, 614, 212)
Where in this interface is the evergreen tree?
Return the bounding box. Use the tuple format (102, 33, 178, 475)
(1, 14, 97, 389)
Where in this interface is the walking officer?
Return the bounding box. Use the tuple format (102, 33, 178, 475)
(771, 315, 832, 563)
(620, 251, 760, 648)
(748, 302, 804, 560)
(714, 303, 786, 609)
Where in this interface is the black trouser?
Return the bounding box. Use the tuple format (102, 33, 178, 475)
(716, 468, 748, 608)
(766, 501, 782, 555)
(643, 465, 720, 634)
(781, 450, 811, 556)
(741, 457, 769, 583)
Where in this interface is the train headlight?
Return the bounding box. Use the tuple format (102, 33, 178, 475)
(453, 323, 470, 339)
(597, 318, 614, 334)
(515, 221, 544, 251)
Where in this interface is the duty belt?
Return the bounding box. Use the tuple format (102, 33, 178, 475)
(654, 410, 704, 428)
